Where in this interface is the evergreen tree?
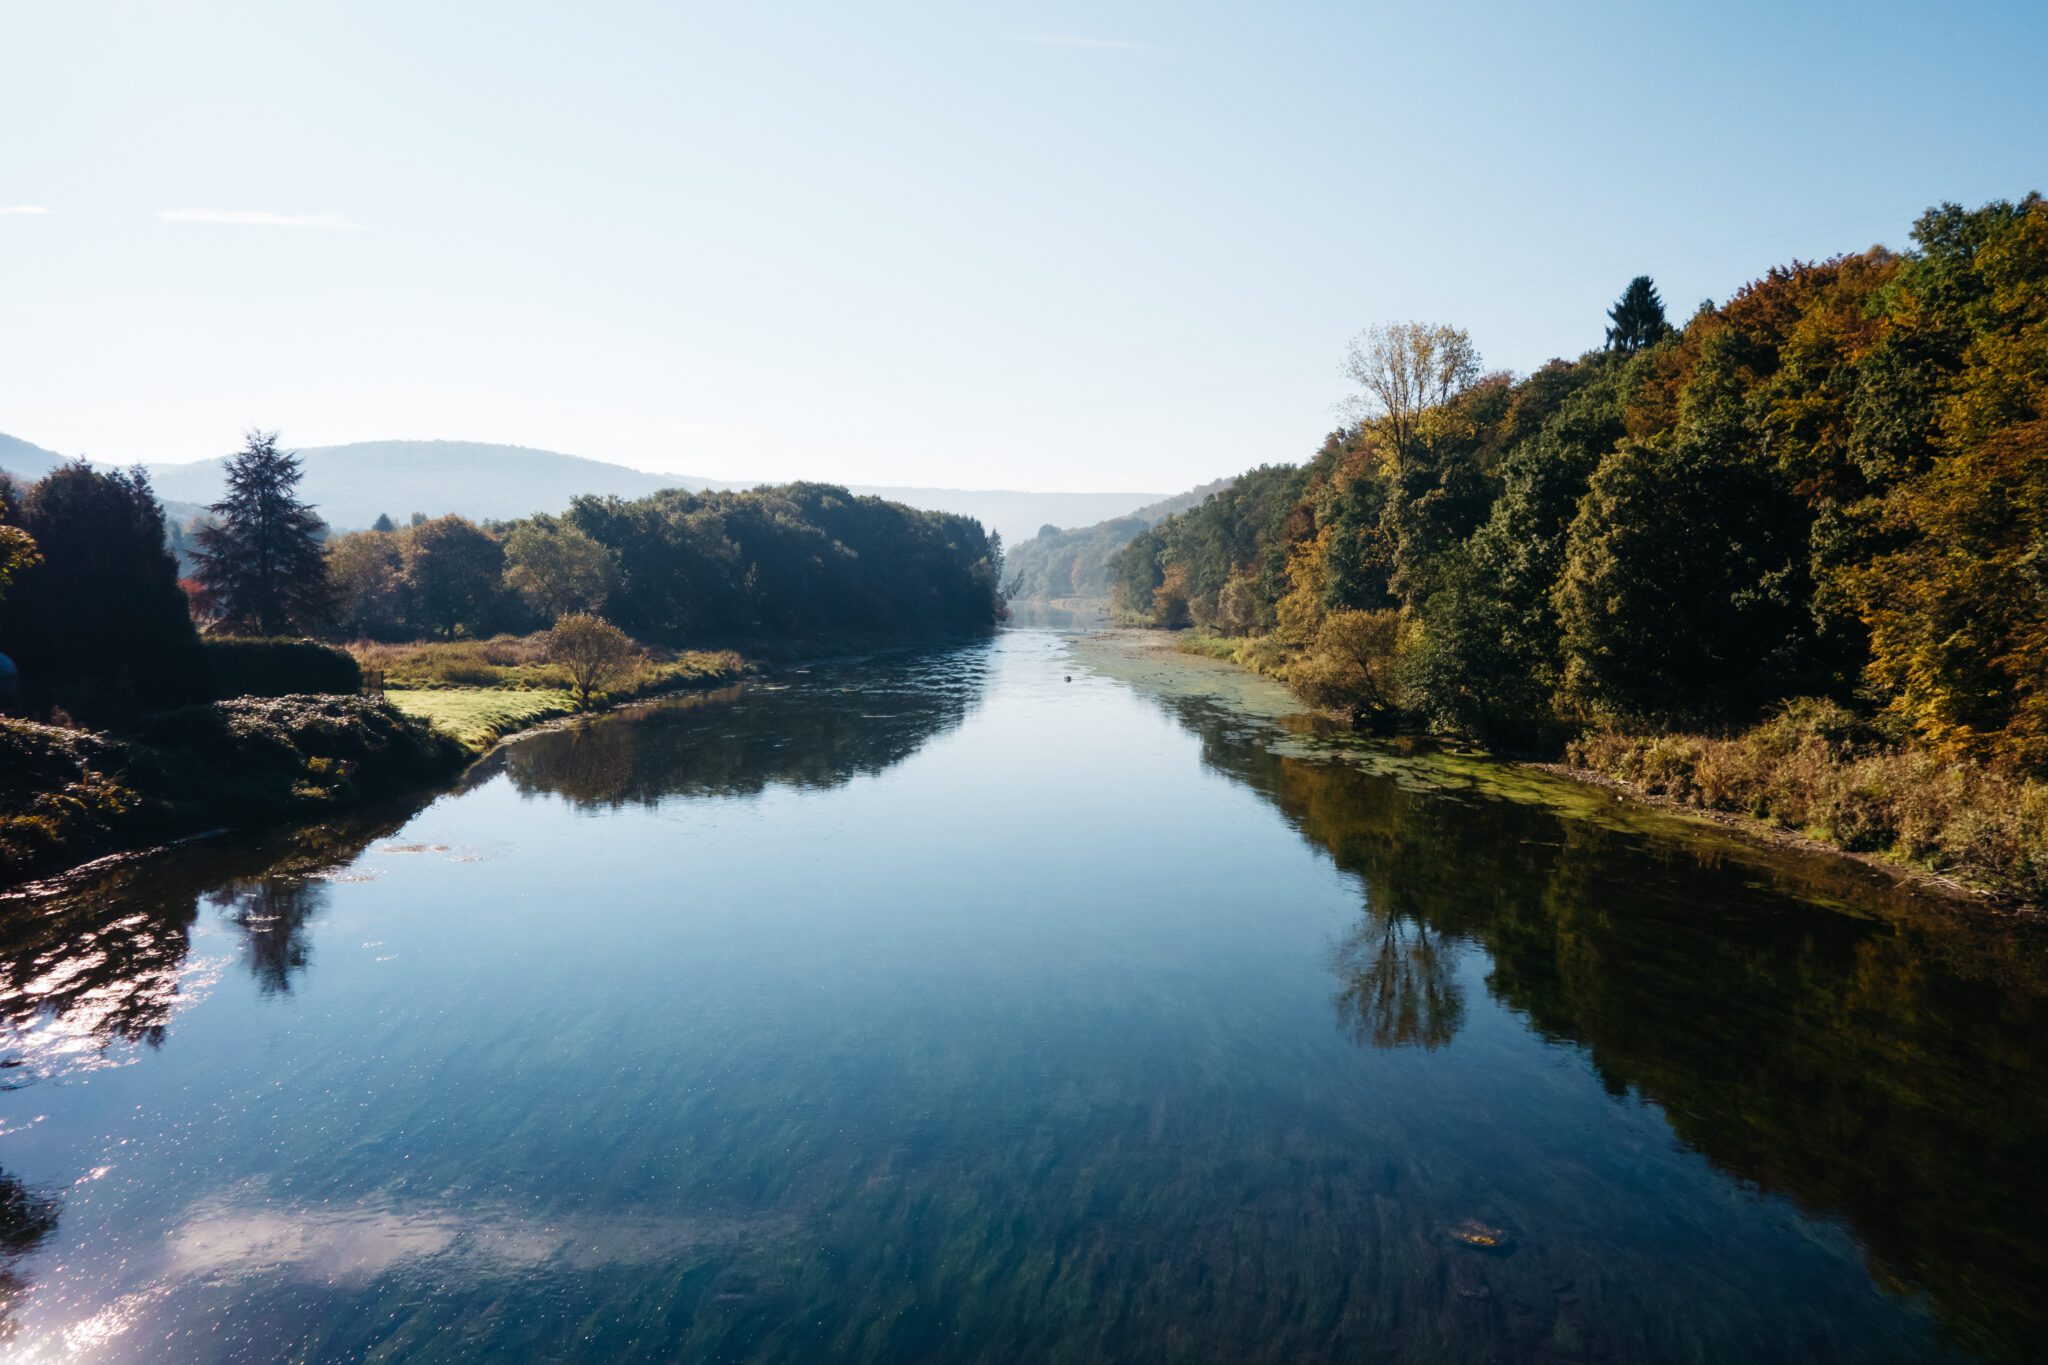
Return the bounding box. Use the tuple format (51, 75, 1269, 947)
(371, 512, 397, 533)
(194, 431, 333, 635)
(1604, 276, 1671, 354)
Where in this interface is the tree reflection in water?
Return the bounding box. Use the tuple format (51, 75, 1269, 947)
(1145, 688, 2048, 1362)
(0, 1171, 59, 1343)
(1331, 909, 1464, 1049)
(500, 648, 985, 809)
(0, 810, 411, 1075)
(209, 875, 330, 995)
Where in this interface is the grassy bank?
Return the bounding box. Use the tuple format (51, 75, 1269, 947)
(0, 695, 466, 887)
(352, 634, 755, 754)
(1168, 629, 2048, 908)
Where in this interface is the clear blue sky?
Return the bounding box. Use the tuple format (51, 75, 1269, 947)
(2, 1, 2041, 491)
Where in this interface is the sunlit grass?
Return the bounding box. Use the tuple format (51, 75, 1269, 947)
(363, 636, 759, 754)
(383, 688, 578, 752)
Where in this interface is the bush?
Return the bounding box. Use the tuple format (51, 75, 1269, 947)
(205, 637, 362, 699)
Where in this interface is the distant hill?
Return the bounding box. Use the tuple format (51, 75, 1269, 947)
(142, 440, 689, 531)
(132, 439, 1160, 547)
(2, 432, 1166, 548)
(1003, 475, 1239, 602)
(0, 432, 68, 484)
(854, 487, 1165, 550)
(0, 432, 210, 528)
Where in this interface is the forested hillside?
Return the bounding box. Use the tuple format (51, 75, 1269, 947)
(1111, 196, 2048, 896)
(1003, 476, 1235, 601)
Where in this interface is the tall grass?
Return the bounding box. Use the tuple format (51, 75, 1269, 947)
(1567, 699, 2048, 902)
(350, 634, 749, 694)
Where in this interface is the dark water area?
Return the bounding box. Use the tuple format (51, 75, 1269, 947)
(0, 631, 2043, 1363)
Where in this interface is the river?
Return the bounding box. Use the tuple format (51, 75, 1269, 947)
(0, 629, 2043, 1363)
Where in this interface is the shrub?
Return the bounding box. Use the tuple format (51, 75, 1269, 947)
(1565, 697, 2048, 904)
(205, 637, 362, 699)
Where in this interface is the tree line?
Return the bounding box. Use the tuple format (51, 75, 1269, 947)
(0, 443, 1005, 715)
(1111, 195, 2048, 777)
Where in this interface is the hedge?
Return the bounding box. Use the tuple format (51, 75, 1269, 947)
(203, 637, 363, 699)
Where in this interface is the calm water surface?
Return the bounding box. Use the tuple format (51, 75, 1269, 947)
(1, 630, 2044, 1363)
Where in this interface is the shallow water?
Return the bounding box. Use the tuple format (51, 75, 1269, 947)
(1, 630, 2044, 1363)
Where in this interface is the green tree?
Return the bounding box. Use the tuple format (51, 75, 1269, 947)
(193, 430, 333, 634)
(325, 530, 408, 639)
(503, 518, 616, 621)
(547, 612, 637, 707)
(0, 462, 204, 707)
(401, 515, 505, 638)
(1605, 276, 1671, 354)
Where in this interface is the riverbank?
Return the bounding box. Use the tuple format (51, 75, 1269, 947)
(358, 635, 757, 754)
(1071, 624, 2043, 916)
(0, 695, 468, 889)
(1, 630, 992, 890)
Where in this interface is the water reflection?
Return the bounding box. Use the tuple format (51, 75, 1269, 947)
(0, 812, 411, 1078)
(1150, 690, 2048, 1361)
(209, 876, 328, 995)
(0, 1170, 59, 1342)
(501, 648, 985, 809)
(1331, 909, 1464, 1049)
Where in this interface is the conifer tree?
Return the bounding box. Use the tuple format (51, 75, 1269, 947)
(194, 430, 333, 634)
(1604, 276, 1671, 354)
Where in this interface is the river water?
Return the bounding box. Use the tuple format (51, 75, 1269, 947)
(0, 630, 2043, 1363)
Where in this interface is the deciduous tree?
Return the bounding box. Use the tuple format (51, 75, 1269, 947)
(547, 612, 637, 708)
(504, 518, 615, 621)
(1343, 322, 1480, 463)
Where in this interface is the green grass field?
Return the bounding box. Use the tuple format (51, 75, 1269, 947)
(382, 688, 579, 753)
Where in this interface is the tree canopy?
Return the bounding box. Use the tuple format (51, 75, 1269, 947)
(1112, 194, 2048, 770)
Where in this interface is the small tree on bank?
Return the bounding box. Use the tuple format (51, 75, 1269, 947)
(547, 612, 636, 708)
(194, 430, 332, 634)
(1291, 608, 1405, 730)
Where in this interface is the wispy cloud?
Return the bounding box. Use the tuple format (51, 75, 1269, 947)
(0, 205, 53, 216)
(158, 208, 370, 230)
(998, 34, 1157, 52)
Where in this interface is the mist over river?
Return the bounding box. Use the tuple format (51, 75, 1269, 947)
(1, 630, 2042, 1363)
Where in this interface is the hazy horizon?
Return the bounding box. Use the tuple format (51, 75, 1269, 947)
(4, 0, 2043, 492)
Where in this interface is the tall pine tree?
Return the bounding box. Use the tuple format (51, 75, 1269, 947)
(1604, 276, 1671, 354)
(194, 430, 333, 634)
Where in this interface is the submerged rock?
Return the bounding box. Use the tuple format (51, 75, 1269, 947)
(1449, 1218, 1514, 1253)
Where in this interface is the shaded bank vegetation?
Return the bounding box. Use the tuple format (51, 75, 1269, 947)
(0, 696, 461, 886)
(1111, 196, 2048, 901)
(1151, 685, 2048, 1362)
